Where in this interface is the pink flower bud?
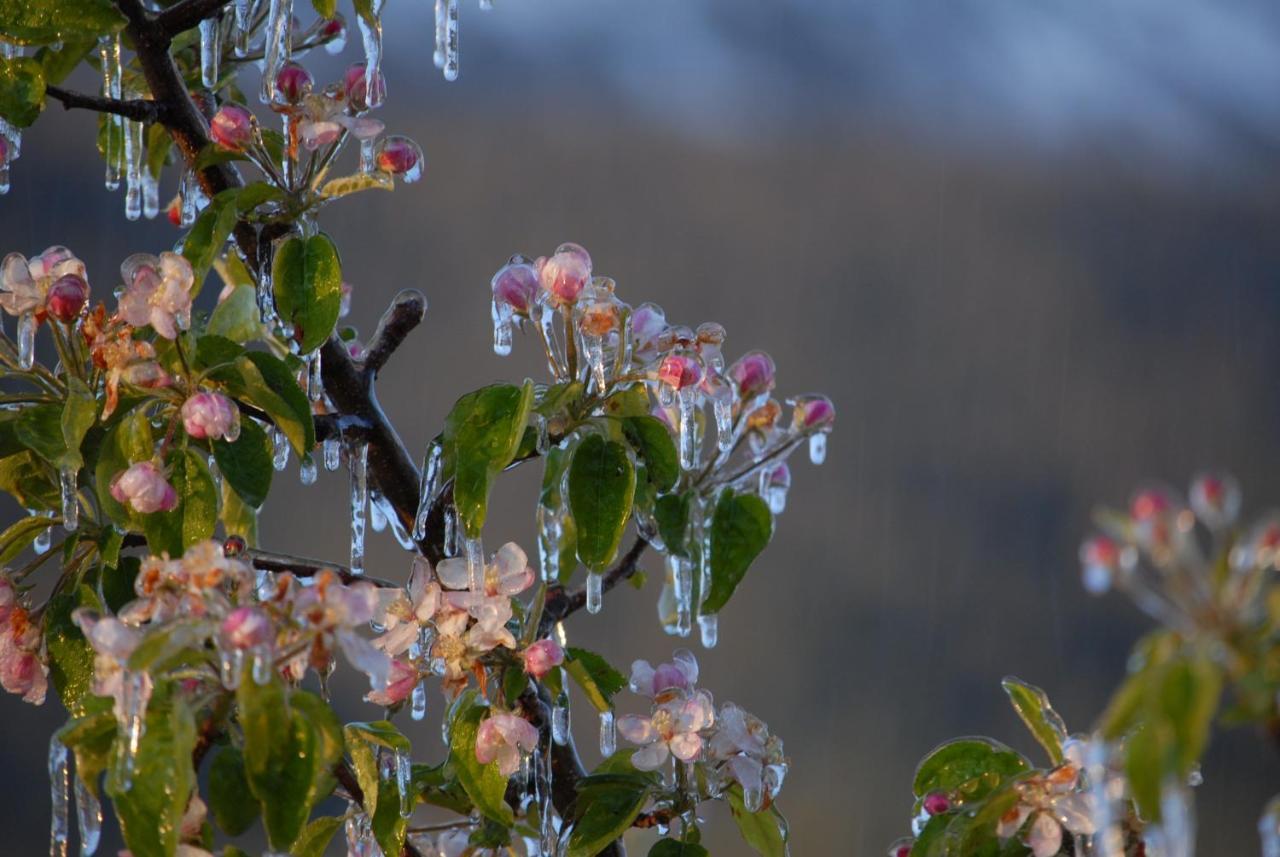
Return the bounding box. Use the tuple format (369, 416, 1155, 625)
(923, 791, 950, 815)
(476, 713, 539, 776)
(375, 135, 424, 183)
(1189, 471, 1240, 528)
(181, 392, 241, 441)
(46, 273, 89, 323)
(888, 839, 913, 857)
(221, 606, 272, 649)
(522, 639, 564, 679)
(1129, 487, 1174, 522)
(344, 63, 386, 112)
(790, 394, 835, 430)
(274, 62, 313, 104)
(320, 15, 346, 40)
(109, 461, 177, 514)
(210, 104, 255, 151)
(657, 353, 703, 390)
(366, 657, 417, 706)
(492, 258, 539, 315)
(728, 351, 776, 401)
(537, 243, 592, 306)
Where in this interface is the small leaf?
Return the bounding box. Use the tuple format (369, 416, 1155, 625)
(272, 233, 343, 353)
(182, 188, 242, 284)
(702, 490, 773, 613)
(563, 646, 626, 713)
(443, 382, 535, 538)
(654, 493, 691, 558)
(292, 816, 344, 857)
(912, 738, 1031, 801)
(566, 750, 653, 857)
(142, 449, 217, 557)
(727, 787, 788, 857)
(44, 584, 101, 716)
(16, 403, 67, 463)
(1001, 676, 1069, 765)
(568, 435, 636, 571)
(0, 55, 46, 128)
(206, 284, 262, 343)
(208, 747, 259, 836)
(310, 0, 338, 18)
(212, 418, 272, 508)
(0, 0, 125, 46)
(59, 379, 98, 469)
(622, 415, 678, 493)
(447, 690, 514, 826)
(318, 171, 394, 199)
(649, 841, 709, 857)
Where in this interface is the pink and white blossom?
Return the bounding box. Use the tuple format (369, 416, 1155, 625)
(117, 252, 194, 339)
(181, 392, 241, 441)
(522, 638, 564, 679)
(629, 649, 699, 699)
(0, 246, 86, 317)
(475, 712, 539, 776)
(110, 461, 178, 514)
(365, 657, 418, 707)
(617, 689, 715, 770)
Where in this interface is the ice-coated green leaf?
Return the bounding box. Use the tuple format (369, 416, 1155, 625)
(443, 382, 534, 538)
(447, 690, 514, 826)
(1158, 653, 1222, 776)
(209, 352, 314, 454)
(702, 489, 773, 613)
(568, 434, 636, 571)
(1124, 721, 1167, 823)
(208, 746, 259, 836)
(371, 777, 410, 856)
(1001, 676, 1069, 765)
(292, 816, 344, 857)
(649, 841, 709, 857)
(206, 284, 262, 344)
(36, 37, 95, 85)
(563, 646, 626, 713)
(212, 417, 272, 508)
(56, 701, 115, 800)
(912, 738, 1031, 803)
(182, 188, 242, 285)
(220, 477, 258, 545)
(727, 787, 788, 857)
(601, 386, 651, 418)
(44, 584, 101, 716)
(0, 0, 125, 46)
(106, 683, 197, 857)
(272, 233, 343, 353)
(60, 378, 98, 469)
(622, 415, 678, 493)
(0, 55, 45, 127)
(654, 492, 691, 558)
(16, 403, 67, 463)
(345, 724, 381, 820)
(566, 751, 654, 857)
(310, 0, 338, 19)
(142, 449, 217, 557)
(0, 451, 59, 510)
(317, 170, 394, 199)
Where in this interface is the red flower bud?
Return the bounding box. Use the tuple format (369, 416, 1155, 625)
(210, 104, 255, 151)
(274, 62, 313, 104)
(374, 135, 424, 182)
(46, 273, 89, 323)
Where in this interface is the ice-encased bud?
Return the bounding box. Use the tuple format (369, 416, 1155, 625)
(1079, 535, 1125, 595)
(657, 353, 703, 391)
(210, 104, 255, 151)
(344, 63, 386, 113)
(789, 393, 835, 431)
(631, 302, 667, 362)
(492, 257, 539, 316)
(320, 15, 348, 53)
(181, 391, 241, 441)
(109, 462, 177, 514)
(537, 243, 592, 306)
(375, 136, 423, 182)
(728, 350, 776, 404)
(46, 274, 89, 323)
(274, 62, 313, 104)
(522, 639, 564, 679)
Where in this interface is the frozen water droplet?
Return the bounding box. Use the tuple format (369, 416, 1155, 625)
(271, 427, 289, 470)
(141, 172, 159, 220)
(598, 710, 615, 757)
(444, 504, 458, 556)
(492, 298, 513, 356)
(99, 36, 122, 191)
(119, 672, 149, 790)
(33, 511, 51, 555)
(123, 113, 143, 221)
(551, 691, 570, 745)
(59, 468, 78, 532)
(261, 0, 293, 103)
(671, 555, 693, 637)
(17, 311, 35, 369)
(49, 735, 69, 857)
(199, 17, 221, 88)
(433, 0, 447, 68)
(554, 620, 568, 648)
(73, 771, 102, 856)
(299, 455, 318, 485)
(713, 396, 733, 453)
(350, 441, 369, 576)
(369, 488, 388, 533)
(698, 613, 718, 648)
(251, 646, 272, 684)
(357, 0, 385, 106)
(443, 0, 459, 81)
(323, 436, 341, 471)
(219, 648, 244, 689)
(233, 0, 253, 56)
(411, 678, 427, 721)
(809, 432, 827, 465)
(585, 571, 603, 614)
(307, 350, 323, 402)
(396, 749, 413, 818)
(743, 781, 763, 813)
(463, 534, 484, 592)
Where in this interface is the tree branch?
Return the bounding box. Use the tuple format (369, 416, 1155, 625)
(539, 537, 650, 636)
(45, 85, 164, 123)
(363, 289, 428, 377)
(154, 0, 234, 39)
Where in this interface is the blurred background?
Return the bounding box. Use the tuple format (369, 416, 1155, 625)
(4, 0, 1280, 851)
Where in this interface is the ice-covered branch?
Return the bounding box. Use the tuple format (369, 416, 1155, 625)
(363, 289, 429, 377)
(539, 536, 650, 636)
(153, 0, 235, 39)
(44, 85, 164, 123)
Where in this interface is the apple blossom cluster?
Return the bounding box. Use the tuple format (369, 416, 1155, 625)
(0, 572, 47, 704)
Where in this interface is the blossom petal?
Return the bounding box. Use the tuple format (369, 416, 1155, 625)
(1028, 813, 1063, 857)
(630, 741, 670, 771)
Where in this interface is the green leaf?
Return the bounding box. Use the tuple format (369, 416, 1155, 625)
(106, 683, 197, 857)
(702, 490, 773, 613)
(621, 415, 678, 493)
(195, 334, 245, 371)
(93, 406, 154, 529)
(56, 701, 115, 800)
(144, 122, 171, 180)
(1157, 653, 1222, 776)
(99, 556, 140, 613)
(1001, 676, 1069, 765)
(212, 418, 272, 508)
(371, 777, 410, 857)
(912, 738, 1031, 803)
(563, 646, 626, 713)
(37, 37, 95, 85)
(345, 724, 382, 821)
(235, 181, 287, 215)
(1125, 721, 1167, 823)
(566, 751, 653, 857)
(16, 403, 67, 463)
(271, 233, 343, 353)
(220, 478, 258, 545)
(60, 379, 98, 469)
(0, 513, 54, 564)
(206, 284, 262, 344)
(444, 382, 535, 538)
(447, 690, 514, 826)
(0, 0, 125, 46)
(208, 746, 259, 836)
(344, 720, 412, 752)
(568, 435, 636, 570)
(0, 55, 45, 127)
(601, 386, 651, 418)
(44, 584, 101, 716)
(182, 188, 241, 284)
(292, 816, 344, 857)
(654, 493, 691, 558)
(211, 352, 314, 454)
(727, 787, 788, 857)
(0, 451, 59, 510)
(649, 841, 709, 857)
(310, 0, 337, 19)
(142, 449, 217, 556)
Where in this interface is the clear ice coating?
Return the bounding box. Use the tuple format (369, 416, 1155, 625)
(443, 0, 459, 81)
(49, 735, 69, 857)
(551, 690, 570, 745)
(123, 111, 143, 221)
(219, 647, 244, 689)
(271, 427, 289, 470)
(32, 511, 52, 554)
(73, 772, 102, 857)
(443, 504, 457, 555)
(357, 0, 386, 107)
(698, 613, 719, 648)
(299, 455, 318, 485)
(676, 387, 699, 470)
(536, 503, 563, 582)
(396, 750, 413, 818)
(251, 645, 272, 684)
(350, 440, 369, 576)
(99, 36, 122, 190)
(199, 17, 221, 88)
(598, 709, 616, 757)
(307, 349, 324, 402)
(233, 0, 253, 56)
(463, 534, 484, 591)
(413, 441, 442, 541)
(492, 297, 514, 356)
(713, 396, 734, 453)
(142, 173, 159, 220)
(369, 488, 388, 532)
(261, 0, 293, 103)
(670, 555, 693, 637)
(119, 671, 149, 790)
(585, 571, 603, 614)
(809, 432, 827, 465)
(432, 0, 447, 68)
(1144, 781, 1195, 857)
(17, 311, 36, 369)
(59, 468, 78, 532)
(323, 436, 342, 471)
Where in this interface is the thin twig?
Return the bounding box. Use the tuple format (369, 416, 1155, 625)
(154, 0, 234, 38)
(45, 85, 164, 123)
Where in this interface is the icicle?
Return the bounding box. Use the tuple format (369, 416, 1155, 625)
(1261, 795, 1280, 857)
(538, 747, 556, 856)
(713, 397, 733, 454)
(433, 0, 447, 68)
(410, 672, 428, 722)
(698, 613, 719, 648)
(598, 710, 615, 757)
(119, 672, 148, 790)
(219, 648, 244, 689)
(123, 111, 143, 220)
(141, 172, 159, 220)
(535, 413, 550, 455)
(443, 0, 459, 82)
(671, 555, 692, 637)
(0, 141, 9, 194)
(463, 534, 484, 592)
(17, 311, 36, 369)
(357, 0, 385, 107)
(359, 137, 375, 173)
(99, 36, 122, 190)
(809, 432, 827, 465)
(350, 440, 369, 576)
(552, 689, 570, 745)
(199, 17, 221, 88)
(299, 455, 318, 485)
(60, 468, 78, 532)
(261, 0, 293, 103)
(251, 646, 272, 684)
(49, 735, 69, 857)
(271, 427, 289, 470)
(280, 112, 295, 188)
(396, 750, 413, 818)
(233, 0, 253, 57)
(585, 571, 603, 614)
(554, 620, 568, 648)
(370, 488, 389, 533)
(73, 773, 102, 857)
(536, 504, 562, 583)
(307, 350, 323, 402)
(676, 387, 698, 470)
(444, 505, 458, 555)
(1144, 781, 1195, 857)
(323, 437, 341, 472)
(32, 511, 52, 555)
(413, 441, 443, 541)
(178, 170, 197, 227)
(534, 299, 564, 379)
(491, 298, 513, 356)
